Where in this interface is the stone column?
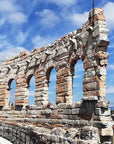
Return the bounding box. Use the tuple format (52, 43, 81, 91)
(15, 76, 28, 109)
(82, 8, 109, 101)
(56, 68, 72, 104)
(35, 68, 48, 106)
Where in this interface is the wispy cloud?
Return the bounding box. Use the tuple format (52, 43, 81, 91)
(50, 73, 56, 81)
(0, 34, 28, 63)
(16, 31, 27, 44)
(106, 86, 114, 94)
(35, 9, 59, 27)
(32, 35, 57, 48)
(48, 0, 77, 7)
(74, 75, 80, 79)
(8, 12, 27, 24)
(107, 64, 114, 70)
(109, 43, 114, 49)
(29, 91, 35, 97)
(0, 47, 26, 61)
(0, 0, 17, 12)
(60, 7, 88, 28)
(103, 2, 114, 30)
(70, 11, 88, 27)
(0, 0, 27, 24)
(74, 62, 84, 72)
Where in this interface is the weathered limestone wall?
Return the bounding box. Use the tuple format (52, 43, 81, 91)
(0, 8, 113, 144)
(0, 102, 113, 144)
(0, 8, 109, 108)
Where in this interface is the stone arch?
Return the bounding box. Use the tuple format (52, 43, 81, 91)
(6, 66, 11, 74)
(5, 75, 16, 109)
(69, 53, 80, 76)
(6, 74, 16, 89)
(46, 66, 57, 83)
(26, 69, 35, 79)
(15, 64, 20, 74)
(45, 59, 57, 73)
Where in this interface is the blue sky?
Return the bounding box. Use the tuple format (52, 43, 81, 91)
(0, 0, 114, 106)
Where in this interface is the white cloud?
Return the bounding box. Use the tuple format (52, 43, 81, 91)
(107, 64, 114, 70)
(29, 91, 35, 97)
(0, 18, 6, 26)
(0, 35, 13, 50)
(32, 35, 56, 48)
(0, 47, 26, 61)
(48, 0, 76, 7)
(0, 33, 30, 64)
(103, 2, 114, 30)
(0, 34, 27, 62)
(50, 73, 56, 81)
(74, 62, 84, 72)
(106, 86, 114, 94)
(0, 0, 17, 12)
(0, 0, 27, 24)
(74, 75, 80, 79)
(70, 11, 88, 27)
(8, 12, 27, 24)
(48, 91, 56, 95)
(109, 43, 114, 48)
(36, 9, 59, 27)
(16, 31, 27, 44)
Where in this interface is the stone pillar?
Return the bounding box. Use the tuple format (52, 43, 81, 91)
(35, 68, 48, 106)
(82, 8, 109, 101)
(56, 68, 72, 104)
(15, 76, 28, 109)
(0, 76, 9, 109)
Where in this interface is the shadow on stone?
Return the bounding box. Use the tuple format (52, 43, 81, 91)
(0, 106, 3, 111)
(79, 101, 97, 120)
(15, 105, 23, 111)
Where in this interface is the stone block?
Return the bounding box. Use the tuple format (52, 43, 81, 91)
(64, 109, 72, 115)
(93, 28, 109, 38)
(100, 59, 108, 65)
(96, 100, 109, 108)
(96, 67, 106, 76)
(89, 8, 104, 18)
(100, 128, 113, 136)
(41, 109, 52, 115)
(72, 108, 80, 114)
(83, 82, 97, 92)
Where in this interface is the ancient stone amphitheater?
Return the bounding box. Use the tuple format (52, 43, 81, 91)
(0, 8, 113, 144)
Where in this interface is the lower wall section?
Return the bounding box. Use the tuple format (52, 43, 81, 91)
(0, 122, 46, 144)
(0, 122, 101, 144)
(0, 101, 113, 144)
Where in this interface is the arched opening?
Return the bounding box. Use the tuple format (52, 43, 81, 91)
(8, 79, 16, 107)
(73, 60, 84, 102)
(27, 75, 35, 105)
(47, 67, 56, 103)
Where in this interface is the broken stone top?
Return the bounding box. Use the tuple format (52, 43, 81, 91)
(89, 8, 104, 18)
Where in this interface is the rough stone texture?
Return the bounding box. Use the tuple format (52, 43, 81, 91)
(0, 8, 113, 144)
